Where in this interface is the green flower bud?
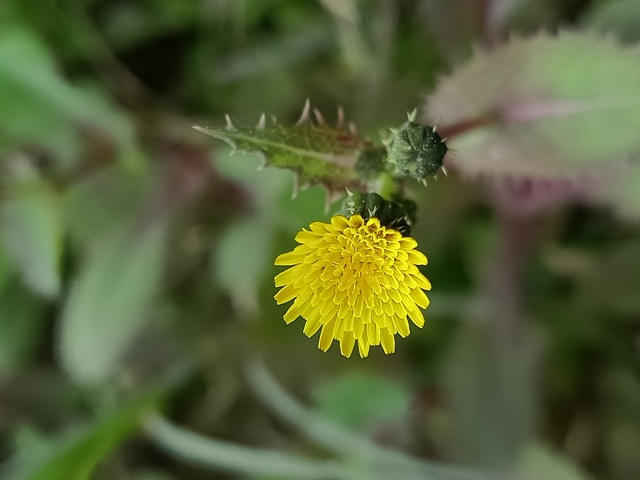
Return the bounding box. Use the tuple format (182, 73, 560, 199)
(340, 191, 416, 236)
(384, 110, 447, 184)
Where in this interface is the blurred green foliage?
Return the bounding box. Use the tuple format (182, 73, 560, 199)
(1, 1, 640, 480)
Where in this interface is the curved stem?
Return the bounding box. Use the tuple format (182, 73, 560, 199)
(145, 414, 494, 480)
(243, 359, 502, 480)
(145, 414, 366, 480)
(145, 362, 504, 480)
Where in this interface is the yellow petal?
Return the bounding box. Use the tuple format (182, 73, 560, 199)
(393, 315, 410, 337)
(380, 327, 395, 354)
(274, 284, 298, 304)
(318, 322, 334, 352)
(340, 332, 355, 358)
(412, 273, 432, 290)
(358, 338, 370, 358)
(303, 315, 323, 337)
(295, 229, 319, 244)
(408, 249, 428, 265)
(273, 250, 305, 267)
(283, 302, 303, 324)
(408, 303, 425, 328)
(410, 287, 430, 309)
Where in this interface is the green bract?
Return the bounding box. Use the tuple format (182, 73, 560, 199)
(340, 191, 415, 236)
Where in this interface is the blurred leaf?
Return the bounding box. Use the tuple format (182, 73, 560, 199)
(195, 102, 368, 198)
(420, 0, 480, 62)
(100, 0, 198, 50)
(427, 32, 640, 181)
(443, 324, 542, 468)
(58, 221, 167, 385)
(213, 149, 329, 320)
(212, 24, 334, 83)
(6, 394, 161, 480)
(130, 471, 175, 480)
(0, 224, 16, 291)
(582, 0, 640, 44)
(63, 169, 149, 248)
(1, 161, 62, 298)
(315, 372, 409, 430)
(596, 369, 640, 424)
(605, 423, 640, 480)
(215, 217, 273, 317)
(515, 444, 591, 480)
(0, 276, 47, 372)
(214, 149, 292, 211)
(0, 26, 136, 166)
(601, 163, 640, 219)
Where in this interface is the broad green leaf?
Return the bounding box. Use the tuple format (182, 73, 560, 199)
(601, 161, 640, 218)
(6, 394, 161, 480)
(0, 26, 137, 167)
(58, 221, 167, 385)
(426, 32, 640, 180)
(215, 217, 273, 317)
(63, 169, 150, 248)
(605, 423, 640, 480)
(195, 102, 368, 197)
(515, 444, 591, 480)
(0, 162, 63, 298)
(0, 276, 47, 372)
(214, 149, 294, 212)
(315, 372, 409, 430)
(214, 148, 329, 226)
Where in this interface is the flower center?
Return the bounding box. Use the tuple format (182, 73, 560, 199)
(329, 217, 400, 303)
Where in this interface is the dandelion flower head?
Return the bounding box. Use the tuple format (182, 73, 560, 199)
(274, 214, 431, 358)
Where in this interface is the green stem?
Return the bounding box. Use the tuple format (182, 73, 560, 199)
(490, 210, 538, 346)
(145, 414, 495, 480)
(244, 359, 501, 480)
(145, 414, 366, 480)
(144, 361, 504, 480)
(377, 171, 398, 200)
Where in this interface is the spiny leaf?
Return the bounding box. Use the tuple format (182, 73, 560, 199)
(426, 31, 640, 216)
(426, 31, 640, 178)
(194, 100, 368, 199)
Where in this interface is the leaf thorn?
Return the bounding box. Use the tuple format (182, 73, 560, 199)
(296, 99, 312, 125)
(257, 113, 266, 129)
(337, 106, 345, 128)
(225, 114, 234, 129)
(312, 107, 325, 125)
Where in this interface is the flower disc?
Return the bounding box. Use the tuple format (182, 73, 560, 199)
(274, 214, 431, 358)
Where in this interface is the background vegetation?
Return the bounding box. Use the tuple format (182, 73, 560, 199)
(1, 1, 640, 479)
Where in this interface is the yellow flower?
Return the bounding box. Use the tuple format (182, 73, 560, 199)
(274, 214, 431, 358)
